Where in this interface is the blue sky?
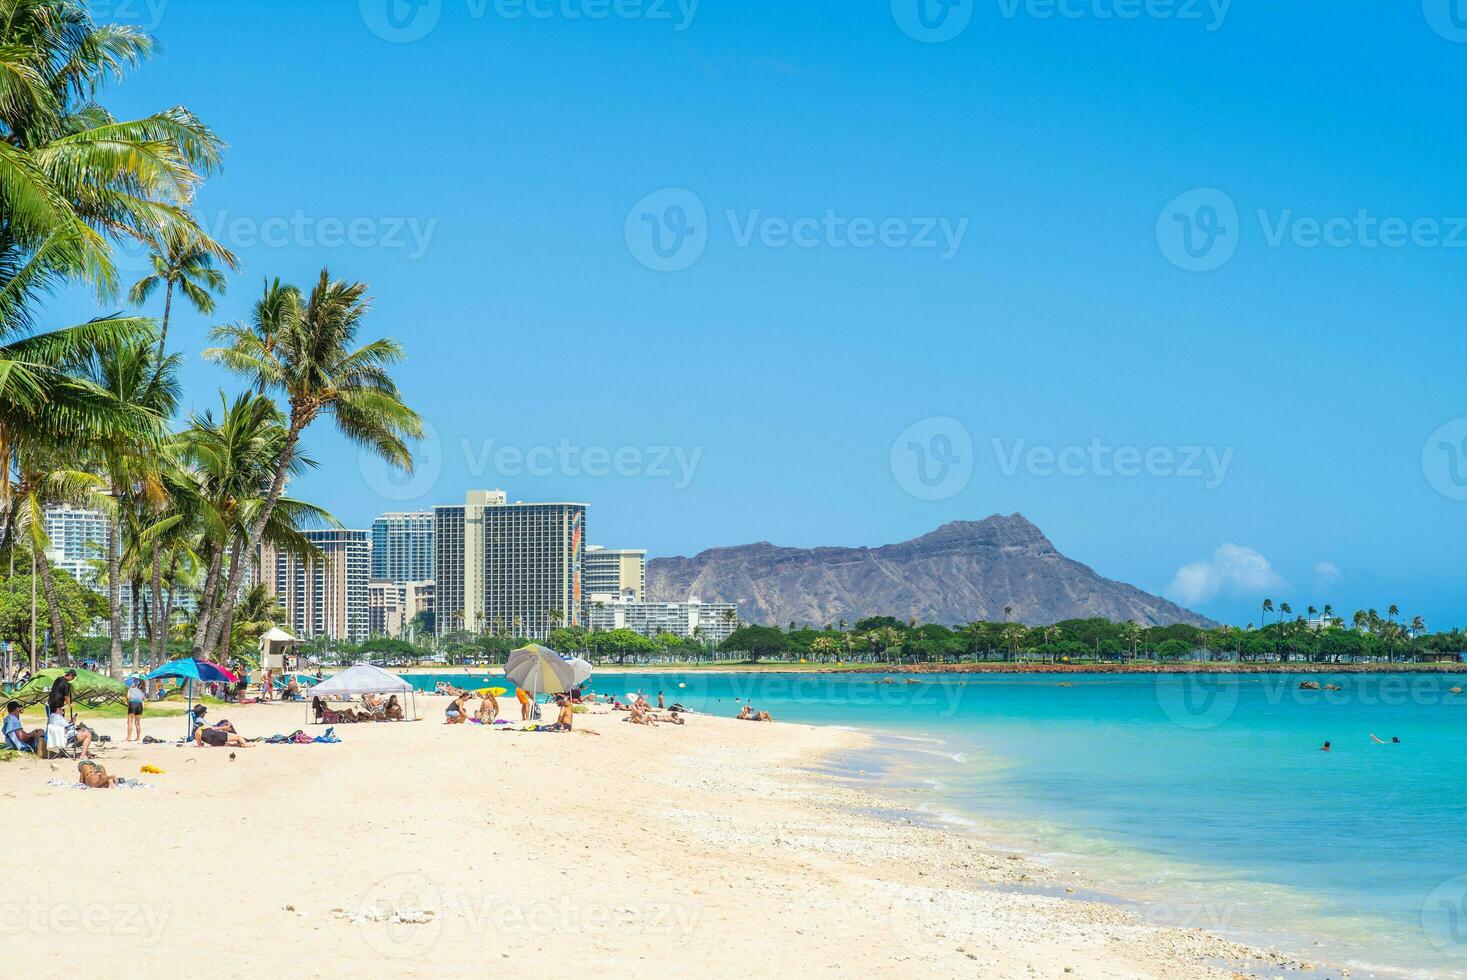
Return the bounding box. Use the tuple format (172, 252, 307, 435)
(42, 0, 1467, 628)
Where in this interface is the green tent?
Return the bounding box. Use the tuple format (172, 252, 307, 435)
(6, 667, 127, 709)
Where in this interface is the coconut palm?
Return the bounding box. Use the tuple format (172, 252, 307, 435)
(0, 0, 223, 339)
(129, 224, 237, 375)
(198, 271, 420, 655)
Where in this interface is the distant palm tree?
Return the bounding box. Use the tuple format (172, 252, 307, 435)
(201, 270, 421, 655)
(1003, 605, 1014, 623)
(130, 226, 237, 377)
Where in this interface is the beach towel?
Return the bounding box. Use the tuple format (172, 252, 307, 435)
(47, 778, 156, 791)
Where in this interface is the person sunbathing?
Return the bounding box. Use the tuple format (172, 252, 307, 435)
(194, 723, 253, 748)
(78, 759, 118, 788)
(628, 701, 657, 726)
(755, 710, 773, 722)
(736, 705, 754, 720)
(476, 692, 498, 723)
(385, 696, 405, 721)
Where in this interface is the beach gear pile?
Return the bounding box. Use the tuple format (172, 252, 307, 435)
(47, 778, 156, 791)
(262, 727, 340, 745)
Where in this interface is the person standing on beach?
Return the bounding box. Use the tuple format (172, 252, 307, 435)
(47, 669, 76, 720)
(261, 668, 273, 701)
(516, 685, 532, 721)
(125, 678, 145, 741)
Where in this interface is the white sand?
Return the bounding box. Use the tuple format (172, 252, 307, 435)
(0, 697, 1305, 978)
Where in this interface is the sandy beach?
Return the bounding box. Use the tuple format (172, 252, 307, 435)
(1, 697, 1311, 979)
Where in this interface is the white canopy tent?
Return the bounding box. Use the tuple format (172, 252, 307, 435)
(307, 664, 417, 723)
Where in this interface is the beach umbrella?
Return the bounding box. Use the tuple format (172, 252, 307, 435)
(147, 658, 240, 738)
(562, 656, 593, 686)
(505, 644, 575, 704)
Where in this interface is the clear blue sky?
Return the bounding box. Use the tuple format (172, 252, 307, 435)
(42, 0, 1467, 628)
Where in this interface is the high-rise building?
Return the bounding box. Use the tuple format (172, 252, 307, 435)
(259, 529, 371, 642)
(433, 504, 466, 634)
(370, 511, 434, 586)
(585, 594, 739, 644)
(368, 580, 405, 637)
(435, 490, 586, 639)
(404, 580, 434, 625)
(42, 505, 108, 589)
(584, 546, 646, 602)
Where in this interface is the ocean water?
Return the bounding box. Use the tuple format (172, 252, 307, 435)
(404, 669, 1467, 976)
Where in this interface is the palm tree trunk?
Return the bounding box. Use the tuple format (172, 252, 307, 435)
(162, 552, 181, 659)
(107, 492, 124, 677)
(35, 553, 70, 667)
(150, 549, 166, 665)
(200, 415, 304, 655)
(190, 540, 227, 652)
(148, 281, 175, 390)
(130, 574, 143, 669)
(210, 537, 245, 662)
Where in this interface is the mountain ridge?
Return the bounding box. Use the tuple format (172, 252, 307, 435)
(645, 514, 1214, 628)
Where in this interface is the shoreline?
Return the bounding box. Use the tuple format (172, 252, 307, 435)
(1, 695, 1327, 977)
(392, 662, 1467, 675)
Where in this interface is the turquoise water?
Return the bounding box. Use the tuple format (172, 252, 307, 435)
(405, 669, 1467, 976)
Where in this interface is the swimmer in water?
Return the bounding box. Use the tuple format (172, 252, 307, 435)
(1321, 741, 1331, 752)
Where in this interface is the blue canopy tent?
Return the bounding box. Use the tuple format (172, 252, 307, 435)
(146, 658, 239, 739)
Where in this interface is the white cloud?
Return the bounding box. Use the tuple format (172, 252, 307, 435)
(1314, 561, 1341, 584)
(1166, 544, 1287, 606)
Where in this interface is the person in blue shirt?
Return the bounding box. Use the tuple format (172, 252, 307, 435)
(3, 700, 43, 752)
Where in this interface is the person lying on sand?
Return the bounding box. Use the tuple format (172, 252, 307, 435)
(194, 723, 253, 748)
(78, 759, 118, 788)
(736, 705, 753, 720)
(628, 701, 656, 726)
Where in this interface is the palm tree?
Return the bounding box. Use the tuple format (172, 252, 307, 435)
(199, 270, 422, 655)
(88, 337, 177, 676)
(129, 225, 237, 378)
(810, 635, 838, 663)
(1277, 602, 1292, 660)
(1120, 621, 1142, 661)
(0, 1, 223, 340)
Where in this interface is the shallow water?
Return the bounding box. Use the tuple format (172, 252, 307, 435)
(404, 669, 1467, 976)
